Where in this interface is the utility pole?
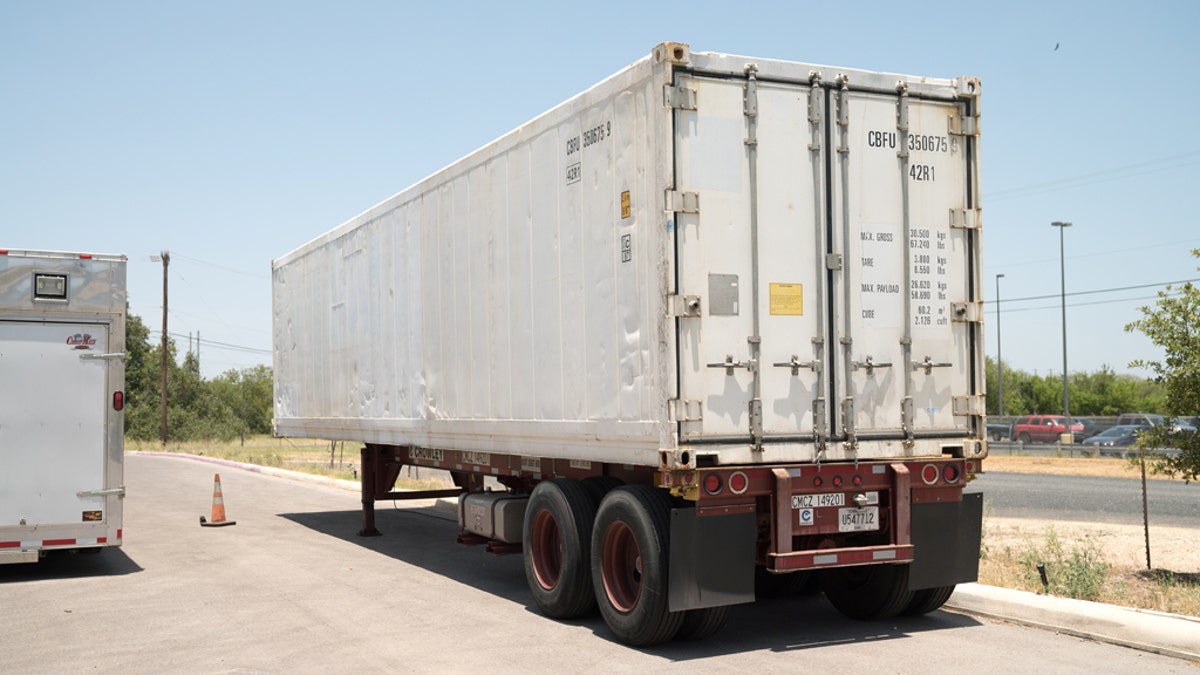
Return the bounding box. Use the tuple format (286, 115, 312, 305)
(995, 273, 1005, 417)
(152, 251, 170, 447)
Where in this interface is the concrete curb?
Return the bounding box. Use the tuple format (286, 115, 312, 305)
(131, 452, 1200, 660)
(948, 583, 1200, 661)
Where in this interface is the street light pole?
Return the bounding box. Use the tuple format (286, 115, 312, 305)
(995, 273, 1005, 417)
(1051, 222, 1071, 419)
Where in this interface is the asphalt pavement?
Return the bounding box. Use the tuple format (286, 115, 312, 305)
(134, 451, 1200, 663)
(6, 452, 1195, 668)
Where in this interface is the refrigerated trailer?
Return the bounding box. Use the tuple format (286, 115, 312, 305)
(273, 42, 985, 645)
(1, 249, 126, 563)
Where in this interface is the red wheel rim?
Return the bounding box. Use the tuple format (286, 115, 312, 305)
(601, 520, 642, 612)
(530, 509, 562, 590)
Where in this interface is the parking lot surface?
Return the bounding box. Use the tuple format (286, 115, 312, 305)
(1, 454, 1190, 673)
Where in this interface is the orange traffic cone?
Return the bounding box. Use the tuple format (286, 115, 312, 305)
(199, 473, 237, 527)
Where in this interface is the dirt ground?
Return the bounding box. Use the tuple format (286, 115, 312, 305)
(980, 455, 1198, 614)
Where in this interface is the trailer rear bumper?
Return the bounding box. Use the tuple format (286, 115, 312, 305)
(0, 549, 39, 564)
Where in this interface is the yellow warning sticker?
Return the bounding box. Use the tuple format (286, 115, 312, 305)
(769, 283, 804, 316)
(621, 190, 631, 219)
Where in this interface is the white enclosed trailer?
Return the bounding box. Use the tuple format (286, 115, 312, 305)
(273, 42, 985, 645)
(0, 249, 127, 563)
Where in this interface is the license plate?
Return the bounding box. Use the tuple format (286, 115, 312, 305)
(792, 493, 845, 509)
(838, 506, 879, 532)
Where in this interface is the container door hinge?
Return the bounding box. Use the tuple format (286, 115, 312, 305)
(950, 208, 981, 230)
(668, 398, 703, 423)
(953, 395, 985, 417)
(951, 301, 982, 323)
(664, 84, 698, 111)
(825, 253, 843, 271)
(665, 190, 700, 214)
(949, 114, 979, 137)
(667, 294, 702, 317)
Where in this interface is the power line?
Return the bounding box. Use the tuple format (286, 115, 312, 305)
(985, 150, 1200, 202)
(984, 277, 1199, 306)
(147, 328, 272, 356)
(169, 252, 269, 280)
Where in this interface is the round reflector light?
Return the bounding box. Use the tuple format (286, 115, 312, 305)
(852, 474, 863, 486)
(703, 473, 723, 495)
(921, 464, 939, 485)
(813, 476, 823, 488)
(943, 464, 960, 484)
(832, 475, 843, 488)
(729, 471, 749, 495)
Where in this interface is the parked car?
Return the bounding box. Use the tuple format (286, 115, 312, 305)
(987, 422, 1011, 441)
(1116, 413, 1164, 428)
(1010, 415, 1085, 443)
(1069, 417, 1100, 441)
(1080, 425, 1140, 457)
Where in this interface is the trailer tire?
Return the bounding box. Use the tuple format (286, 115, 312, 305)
(523, 478, 597, 619)
(591, 485, 683, 646)
(674, 605, 732, 641)
(821, 563, 914, 620)
(581, 476, 624, 506)
(901, 584, 956, 616)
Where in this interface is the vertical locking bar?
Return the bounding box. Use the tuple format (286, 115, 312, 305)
(835, 75, 856, 450)
(897, 82, 916, 447)
(808, 74, 829, 455)
(744, 64, 764, 451)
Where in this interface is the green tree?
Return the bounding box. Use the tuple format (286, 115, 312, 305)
(1125, 250, 1200, 482)
(122, 305, 275, 443)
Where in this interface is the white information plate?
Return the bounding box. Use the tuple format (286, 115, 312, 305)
(838, 506, 880, 532)
(792, 493, 845, 509)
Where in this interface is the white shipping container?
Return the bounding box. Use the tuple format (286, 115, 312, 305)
(273, 42, 985, 470)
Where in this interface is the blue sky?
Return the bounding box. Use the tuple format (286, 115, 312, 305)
(3, 1, 1198, 379)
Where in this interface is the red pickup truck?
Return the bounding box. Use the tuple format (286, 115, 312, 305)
(1011, 415, 1084, 443)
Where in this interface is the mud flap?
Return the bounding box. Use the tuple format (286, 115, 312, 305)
(667, 508, 756, 611)
(907, 492, 983, 591)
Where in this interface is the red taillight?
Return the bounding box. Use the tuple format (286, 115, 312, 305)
(703, 473, 723, 496)
(813, 476, 823, 488)
(921, 464, 939, 485)
(832, 475, 843, 488)
(943, 464, 960, 484)
(729, 471, 748, 495)
(852, 474, 863, 486)
(113, 391, 124, 411)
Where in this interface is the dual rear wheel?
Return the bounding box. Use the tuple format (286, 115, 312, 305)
(523, 479, 949, 644)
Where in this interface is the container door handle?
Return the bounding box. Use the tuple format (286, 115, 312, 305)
(79, 352, 126, 362)
(852, 356, 892, 375)
(707, 355, 755, 376)
(911, 356, 953, 374)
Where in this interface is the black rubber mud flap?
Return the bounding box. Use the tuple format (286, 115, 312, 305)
(907, 491, 983, 591)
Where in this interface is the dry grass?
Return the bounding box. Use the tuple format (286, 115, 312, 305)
(982, 454, 1200, 617)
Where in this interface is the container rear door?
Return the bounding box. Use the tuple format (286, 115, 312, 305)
(673, 73, 828, 444)
(0, 321, 111, 528)
(829, 89, 976, 441)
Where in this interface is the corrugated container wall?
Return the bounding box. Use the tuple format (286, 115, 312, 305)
(273, 43, 985, 470)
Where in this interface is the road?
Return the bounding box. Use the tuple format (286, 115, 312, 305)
(969, 471, 1200, 527)
(0, 454, 1192, 673)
